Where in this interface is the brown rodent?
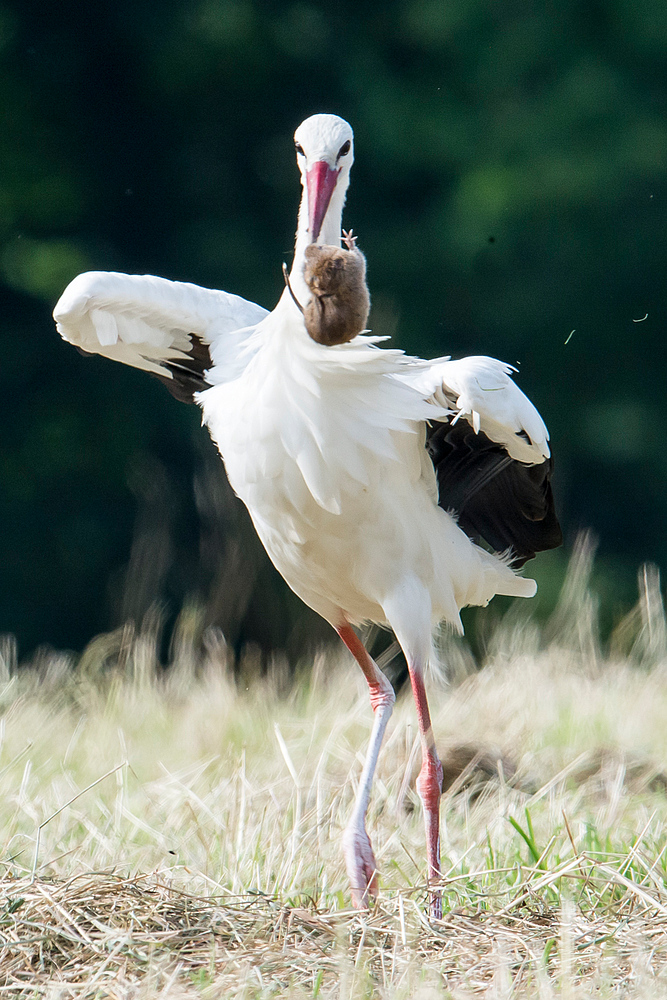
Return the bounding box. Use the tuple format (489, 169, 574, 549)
(302, 230, 370, 346)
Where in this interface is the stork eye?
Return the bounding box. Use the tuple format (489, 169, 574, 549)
(295, 142, 305, 156)
(337, 140, 351, 159)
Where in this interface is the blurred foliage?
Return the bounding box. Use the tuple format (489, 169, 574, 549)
(1, 0, 666, 657)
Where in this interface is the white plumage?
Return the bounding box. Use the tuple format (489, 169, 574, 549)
(201, 308, 537, 634)
(54, 113, 560, 917)
(54, 270, 267, 381)
(403, 355, 550, 464)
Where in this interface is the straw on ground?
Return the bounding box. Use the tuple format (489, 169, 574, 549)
(2, 548, 667, 996)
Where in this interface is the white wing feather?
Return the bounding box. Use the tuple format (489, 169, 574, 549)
(400, 355, 550, 464)
(54, 271, 269, 383)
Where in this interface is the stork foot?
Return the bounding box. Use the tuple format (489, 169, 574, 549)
(342, 820, 378, 909)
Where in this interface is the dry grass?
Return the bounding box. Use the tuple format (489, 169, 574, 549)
(2, 545, 667, 995)
(5, 866, 667, 998)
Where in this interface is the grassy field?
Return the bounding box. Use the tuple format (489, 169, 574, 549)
(3, 548, 667, 996)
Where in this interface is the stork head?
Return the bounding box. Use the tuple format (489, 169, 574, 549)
(294, 114, 354, 244)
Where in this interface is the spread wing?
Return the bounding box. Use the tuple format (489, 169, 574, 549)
(54, 271, 269, 401)
(401, 355, 562, 564)
(404, 355, 550, 463)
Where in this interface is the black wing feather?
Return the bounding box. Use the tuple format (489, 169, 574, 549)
(426, 419, 562, 567)
(152, 333, 213, 403)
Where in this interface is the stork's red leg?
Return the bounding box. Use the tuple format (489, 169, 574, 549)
(337, 623, 395, 908)
(407, 663, 444, 919)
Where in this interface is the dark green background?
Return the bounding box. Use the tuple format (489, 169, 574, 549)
(2, 0, 665, 657)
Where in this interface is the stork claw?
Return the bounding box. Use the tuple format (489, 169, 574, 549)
(342, 821, 378, 908)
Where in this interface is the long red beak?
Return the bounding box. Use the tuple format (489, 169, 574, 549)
(306, 161, 340, 242)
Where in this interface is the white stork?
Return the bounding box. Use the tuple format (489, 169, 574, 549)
(54, 113, 561, 917)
